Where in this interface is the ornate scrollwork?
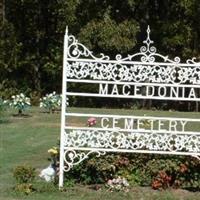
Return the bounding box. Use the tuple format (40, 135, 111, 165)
(66, 25, 191, 64)
(63, 149, 106, 172)
(64, 130, 200, 154)
(187, 57, 197, 64)
(66, 61, 200, 84)
(66, 26, 200, 83)
(67, 34, 110, 60)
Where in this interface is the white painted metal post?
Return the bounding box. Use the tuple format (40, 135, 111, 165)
(59, 26, 68, 188)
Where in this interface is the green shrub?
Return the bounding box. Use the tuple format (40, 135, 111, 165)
(14, 183, 35, 195)
(13, 165, 36, 184)
(64, 153, 200, 190)
(45, 144, 200, 190)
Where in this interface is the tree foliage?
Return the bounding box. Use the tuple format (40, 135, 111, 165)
(1, 0, 200, 109)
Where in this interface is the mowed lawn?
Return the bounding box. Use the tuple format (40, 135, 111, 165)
(1, 107, 200, 200)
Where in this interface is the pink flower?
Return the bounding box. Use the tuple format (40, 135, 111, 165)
(107, 179, 112, 185)
(87, 117, 97, 127)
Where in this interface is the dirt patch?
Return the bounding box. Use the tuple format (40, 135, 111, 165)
(68, 122, 87, 127)
(33, 121, 86, 128)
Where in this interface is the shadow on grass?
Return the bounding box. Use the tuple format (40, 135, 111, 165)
(0, 118, 10, 124)
(12, 114, 32, 118)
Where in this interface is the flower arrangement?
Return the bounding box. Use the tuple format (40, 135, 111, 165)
(87, 117, 97, 127)
(151, 171, 172, 190)
(39, 146, 59, 182)
(40, 91, 61, 113)
(106, 176, 129, 192)
(48, 147, 59, 155)
(48, 146, 59, 168)
(9, 93, 31, 115)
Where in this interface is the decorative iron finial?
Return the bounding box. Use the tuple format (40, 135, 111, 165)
(147, 25, 151, 40)
(65, 26, 68, 36)
(140, 25, 156, 61)
(143, 25, 154, 50)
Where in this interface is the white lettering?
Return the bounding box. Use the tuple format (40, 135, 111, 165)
(98, 84, 199, 101)
(182, 87, 185, 98)
(137, 119, 145, 130)
(122, 84, 131, 96)
(101, 117, 109, 128)
(111, 84, 119, 95)
(113, 117, 120, 129)
(146, 85, 155, 97)
(134, 85, 142, 97)
(99, 84, 108, 95)
(158, 86, 167, 97)
(158, 120, 166, 131)
(124, 118, 134, 129)
(170, 87, 179, 98)
(188, 88, 196, 98)
(101, 118, 188, 133)
(169, 120, 177, 132)
(180, 120, 187, 132)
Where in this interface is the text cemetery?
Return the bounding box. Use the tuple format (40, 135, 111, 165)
(100, 117, 187, 132)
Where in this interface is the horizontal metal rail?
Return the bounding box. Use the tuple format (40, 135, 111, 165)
(63, 146, 200, 156)
(65, 112, 200, 122)
(66, 79, 200, 87)
(66, 92, 200, 101)
(64, 126, 200, 135)
(67, 57, 200, 67)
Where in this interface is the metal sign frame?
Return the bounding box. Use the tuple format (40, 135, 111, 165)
(59, 26, 200, 187)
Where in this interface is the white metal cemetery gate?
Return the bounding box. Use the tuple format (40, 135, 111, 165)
(59, 26, 200, 187)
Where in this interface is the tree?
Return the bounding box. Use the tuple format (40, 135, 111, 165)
(0, 21, 22, 98)
(1, 0, 200, 110)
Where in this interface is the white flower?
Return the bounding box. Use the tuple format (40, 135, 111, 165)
(40, 92, 62, 111)
(20, 93, 25, 98)
(39, 164, 55, 182)
(9, 93, 31, 111)
(122, 178, 129, 187)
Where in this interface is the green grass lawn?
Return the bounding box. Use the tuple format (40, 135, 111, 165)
(1, 107, 200, 200)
